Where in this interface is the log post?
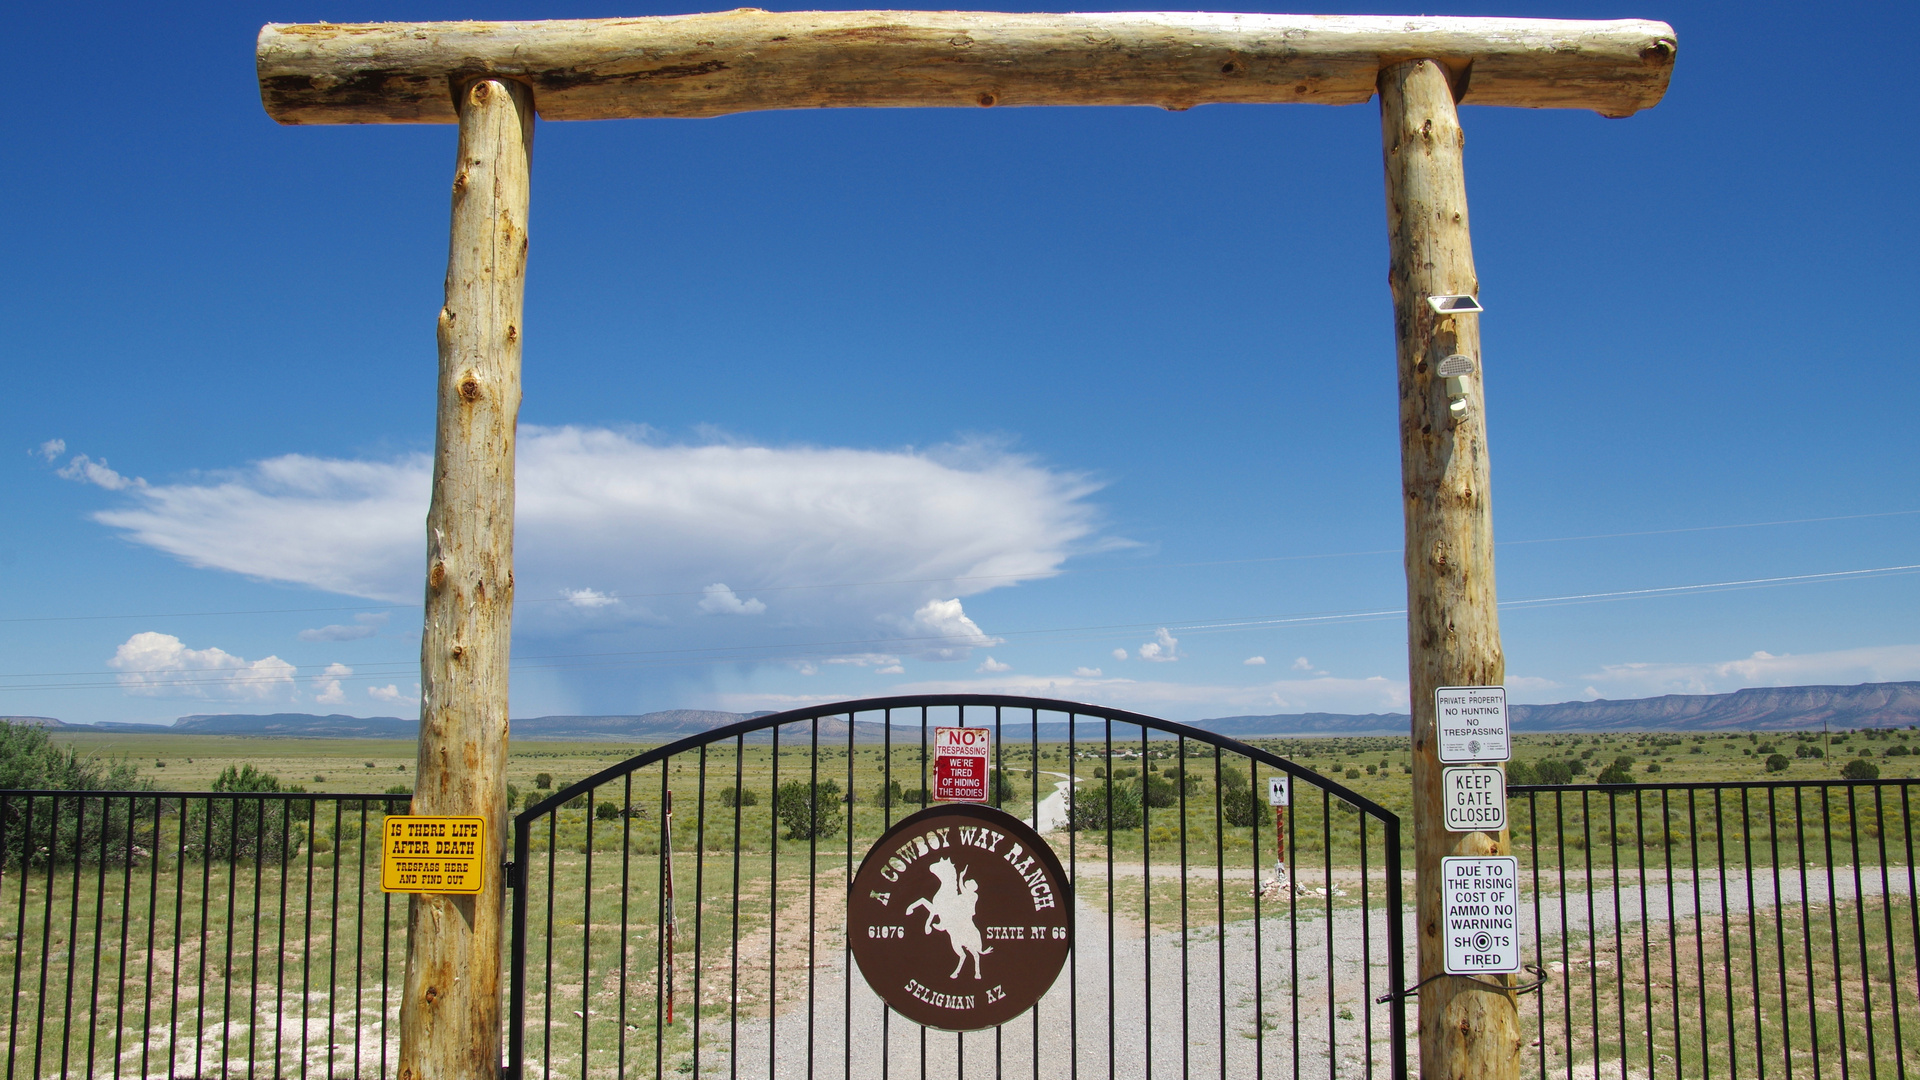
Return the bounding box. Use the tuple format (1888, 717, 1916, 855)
(1380, 58, 1521, 1080)
(398, 75, 532, 1080)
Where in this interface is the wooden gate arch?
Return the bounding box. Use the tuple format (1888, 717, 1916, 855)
(256, 15, 1675, 1078)
(506, 693, 1407, 1080)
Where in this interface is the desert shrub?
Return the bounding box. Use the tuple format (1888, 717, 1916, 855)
(719, 785, 759, 808)
(1765, 754, 1790, 773)
(1220, 784, 1263, 828)
(534, 773, 553, 789)
(775, 779, 844, 840)
(1506, 761, 1537, 785)
(1596, 756, 1635, 785)
(596, 800, 621, 820)
(1140, 772, 1177, 809)
(182, 765, 304, 862)
(1534, 760, 1575, 785)
(1069, 781, 1143, 831)
(991, 771, 1017, 803)
(1885, 744, 1910, 758)
(1841, 758, 1881, 781)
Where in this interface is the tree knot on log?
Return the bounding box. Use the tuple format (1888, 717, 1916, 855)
(458, 373, 484, 403)
(976, 91, 997, 107)
(429, 561, 447, 590)
(450, 644, 466, 661)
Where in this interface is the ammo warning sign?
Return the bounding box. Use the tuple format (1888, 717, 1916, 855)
(849, 803, 1070, 1030)
(1434, 685, 1510, 763)
(381, 815, 485, 894)
(1441, 855, 1521, 974)
(932, 725, 991, 802)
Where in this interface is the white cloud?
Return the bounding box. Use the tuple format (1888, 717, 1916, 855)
(368, 683, 417, 706)
(876, 664, 905, 675)
(108, 632, 295, 700)
(1137, 628, 1181, 663)
(1580, 643, 1920, 700)
(826, 653, 900, 667)
(83, 427, 1101, 662)
(34, 439, 65, 461)
(58, 454, 144, 491)
(1073, 667, 1103, 677)
(697, 583, 765, 615)
(896, 598, 1002, 661)
(977, 656, 1011, 673)
(1245, 656, 1267, 667)
(313, 662, 352, 705)
(563, 587, 619, 609)
(1112, 648, 1128, 661)
(1291, 656, 1312, 671)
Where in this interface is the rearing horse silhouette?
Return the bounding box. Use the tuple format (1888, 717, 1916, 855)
(904, 857, 993, 979)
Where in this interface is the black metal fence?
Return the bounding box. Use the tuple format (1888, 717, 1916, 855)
(508, 694, 1408, 1080)
(0, 790, 410, 1080)
(1509, 779, 1920, 1080)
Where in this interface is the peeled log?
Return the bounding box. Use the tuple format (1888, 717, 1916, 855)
(258, 9, 1675, 125)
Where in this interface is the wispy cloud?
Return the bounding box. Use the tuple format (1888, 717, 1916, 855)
(1581, 644, 1920, 699)
(33, 439, 64, 462)
(1244, 656, 1267, 666)
(58, 454, 144, 491)
(563, 587, 619, 609)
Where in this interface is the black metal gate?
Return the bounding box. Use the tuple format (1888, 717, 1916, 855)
(506, 694, 1408, 1080)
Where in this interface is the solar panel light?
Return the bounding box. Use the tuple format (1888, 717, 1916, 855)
(1436, 353, 1476, 419)
(1427, 294, 1484, 314)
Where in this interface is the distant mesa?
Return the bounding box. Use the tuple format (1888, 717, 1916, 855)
(21, 681, 1920, 739)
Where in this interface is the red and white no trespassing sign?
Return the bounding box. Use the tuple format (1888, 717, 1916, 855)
(933, 726, 991, 802)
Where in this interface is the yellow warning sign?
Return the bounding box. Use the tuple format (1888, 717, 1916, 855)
(381, 815, 486, 894)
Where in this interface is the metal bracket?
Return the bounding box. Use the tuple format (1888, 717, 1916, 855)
(503, 860, 523, 890)
(1374, 963, 1549, 1004)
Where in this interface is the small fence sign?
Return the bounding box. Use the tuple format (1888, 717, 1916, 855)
(1267, 776, 1290, 806)
(933, 726, 991, 802)
(381, 815, 486, 894)
(1442, 766, 1506, 831)
(1434, 685, 1509, 763)
(1441, 855, 1520, 974)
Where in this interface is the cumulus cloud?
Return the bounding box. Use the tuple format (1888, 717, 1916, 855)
(34, 439, 65, 462)
(368, 683, 416, 705)
(876, 664, 905, 675)
(1073, 667, 1103, 677)
(1112, 648, 1128, 661)
(1137, 628, 1181, 663)
(1244, 656, 1267, 666)
(313, 662, 352, 705)
(1581, 644, 1920, 699)
(896, 599, 1003, 660)
(563, 588, 619, 609)
(698, 583, 765, 615)
(58, 454, 144, 491)
(83, 427, 1099, 662)
(977, 656, 1011, 673)
(1292, 657, 1312, 671)
(109, 632, 295, 699)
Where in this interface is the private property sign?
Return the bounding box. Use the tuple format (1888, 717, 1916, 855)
(1441, 855, 1521, 974)
(1434, 685, 1510, 763)
(381, 815, 485, 894)
(933, 726, 991, 802)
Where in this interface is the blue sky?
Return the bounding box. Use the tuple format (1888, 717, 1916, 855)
(4, 0, 1916, 726)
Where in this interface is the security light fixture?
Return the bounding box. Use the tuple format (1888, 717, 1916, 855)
(1437, 353, 1476, 419)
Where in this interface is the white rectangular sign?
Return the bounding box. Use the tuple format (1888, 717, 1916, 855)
(1442, 767, 1507, 832)
(1267, 776, 1290, 807)
(1434, 685, 1510, 763)
(1441, 856, 1522, 974)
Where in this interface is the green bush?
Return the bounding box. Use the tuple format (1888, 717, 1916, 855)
(1841, 758, 1881, 780)
(1596, 756, 1635, 785)
(1141, 772, 1177, 808)
(1765, 754, 1790, 773)
(1886, 744, 1911, 758)
(534, 772, 553, 789)
(183, 765, 304, 862)
(1069, 781, 1143, 831)
(719, 785, 759, 808)
(595, 800, 621, 820)
(1220, 784, 1263, 829)
(775, 779, 844, 840)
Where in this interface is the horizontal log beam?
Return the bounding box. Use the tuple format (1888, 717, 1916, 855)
(258, 9, 1676, 125)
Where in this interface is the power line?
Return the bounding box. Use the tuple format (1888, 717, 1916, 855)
(2, 508, 1913, 625)
(7, 561, 1915, 692)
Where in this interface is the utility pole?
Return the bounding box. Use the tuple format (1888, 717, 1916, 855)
(1381, 58, 1522, 1080)
(397, 75, 532, 1080)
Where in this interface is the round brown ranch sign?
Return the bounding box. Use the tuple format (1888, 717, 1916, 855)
(849, 803, 1072, 1030)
